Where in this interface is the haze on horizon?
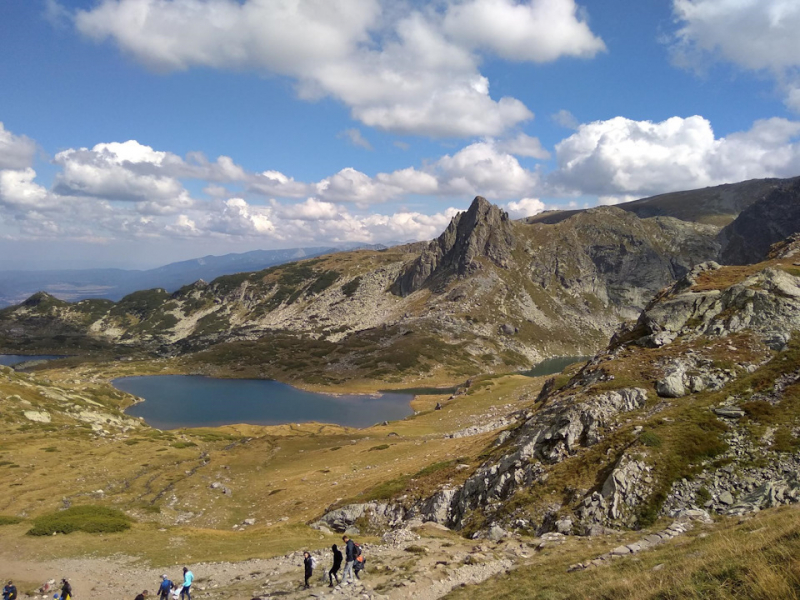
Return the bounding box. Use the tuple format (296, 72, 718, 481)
(1, 0, 800, 270)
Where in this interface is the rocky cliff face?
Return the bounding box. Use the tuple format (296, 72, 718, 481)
(719, 177, 800, 265)
(391, 196, 515, 296)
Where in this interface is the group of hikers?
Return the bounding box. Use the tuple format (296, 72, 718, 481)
(3, 537, 364, 598)
(3, 578, 70, 600)
(303, 534, 366, 589)
(1, 568, 195, 600)
(132, 567, 194, 600)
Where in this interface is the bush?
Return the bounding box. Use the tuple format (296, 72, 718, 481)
(640, 431, 663, 447)
(341, 277, 362, 297)
(0, 515, 23, 526)
(27, 506, 133, 536)
(170, 441, 198, 449)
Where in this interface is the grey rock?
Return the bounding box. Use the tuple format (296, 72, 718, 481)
(487, 525, 509, 541)
(714, 407, 745, 419)
(656, 372, 686, 398)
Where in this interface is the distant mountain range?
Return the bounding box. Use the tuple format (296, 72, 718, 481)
(0, 244, 386, 307)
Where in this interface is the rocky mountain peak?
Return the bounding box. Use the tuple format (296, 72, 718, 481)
(392, 196, 515, 296)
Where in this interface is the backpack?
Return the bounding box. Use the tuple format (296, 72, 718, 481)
(354, 543, 362, 558)
(310, 556, 318, 569)
(160, 580, 172, 593)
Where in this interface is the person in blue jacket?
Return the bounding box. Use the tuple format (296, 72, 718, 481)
(157, 574, 172, 600)
(180, 567, 194, 600)
(2, 580, 17, 600)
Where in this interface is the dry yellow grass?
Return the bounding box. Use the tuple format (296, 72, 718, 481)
(446, 505, 800, 600)
(0, 363, 545, 567)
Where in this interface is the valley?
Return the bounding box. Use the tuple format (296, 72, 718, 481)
(1, 176, 800, 599)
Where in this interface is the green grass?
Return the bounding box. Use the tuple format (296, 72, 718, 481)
(639, 431, 662, 448)
(0, 515, 23, 526)
(27, 505, 133, 536)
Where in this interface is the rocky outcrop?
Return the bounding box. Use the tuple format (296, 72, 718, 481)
(444, 387, 648, 528)
(392, 196, 515, 296)
(314, 502, 406, 532)
(632, 263, 800, 351)
(654, 356, 734, 398)
(578, 453, 653, 528)
(719, 177, 800, 265)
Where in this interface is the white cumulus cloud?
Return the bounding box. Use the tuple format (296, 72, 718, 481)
(506, 197, 546, 218)
(0, 122, 37, 170)
(442, 0, 605, 62)
(496, 133, 551, 159)
(66, 0, 604, 137)
(672, 0, 800, 111)
(550, 115, 800, 197)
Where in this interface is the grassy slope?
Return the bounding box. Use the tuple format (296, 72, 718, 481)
(446, 505, 800, 600)
(0, 361, 545, 567)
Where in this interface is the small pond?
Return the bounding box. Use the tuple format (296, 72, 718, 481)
(114, 375, 415, 430)
(521, 355, 589, 378)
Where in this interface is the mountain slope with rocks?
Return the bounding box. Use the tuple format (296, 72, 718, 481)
(0, 197, 722, 384)
(317, 235, 800, 543)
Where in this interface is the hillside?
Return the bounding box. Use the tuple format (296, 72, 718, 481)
(316, 236, 800, 541)
(527, 176, 797, 227)
(0, 197, 721, 384)
(2, 236, 799, 599)
(0, 246, 347, 307)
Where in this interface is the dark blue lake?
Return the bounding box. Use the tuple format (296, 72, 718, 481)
(114, 375, 415, 430)
(521, 356, 589, 378)
(0, 354, 66, 366)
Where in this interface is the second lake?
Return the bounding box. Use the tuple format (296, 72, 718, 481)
(114, 375, 414, 430)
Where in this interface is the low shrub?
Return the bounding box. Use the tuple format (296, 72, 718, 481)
(170, 441, 198, 449)
(0, 515, 23, 526)
(28, 506, 133, 536)
(640, 431, 663, 447)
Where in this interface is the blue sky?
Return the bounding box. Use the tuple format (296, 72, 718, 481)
(1, 0, 799, 269)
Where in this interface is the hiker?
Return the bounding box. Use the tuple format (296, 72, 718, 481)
(157, 575, 172, 600)
(59, 578, 72, 600)
(134, 591, 149, 600)
(342, 535, 357, 583)
(328, 543, 343, 586)
(354, 548, 366, 580)
(302, 551, 314, 589)
(3, 581, 17, 600)
(179, 567, 194, 600)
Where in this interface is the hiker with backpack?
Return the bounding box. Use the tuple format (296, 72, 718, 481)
(328, 544, 343, 587)
(157, 574, 172, 600)
(2, 581, 17, 600)
(302, 551, 315, 589)
(59, 579, 72, 600)
(354, 547, 366, 580)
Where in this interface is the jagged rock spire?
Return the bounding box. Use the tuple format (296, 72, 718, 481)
(391, 196, 515, 297)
